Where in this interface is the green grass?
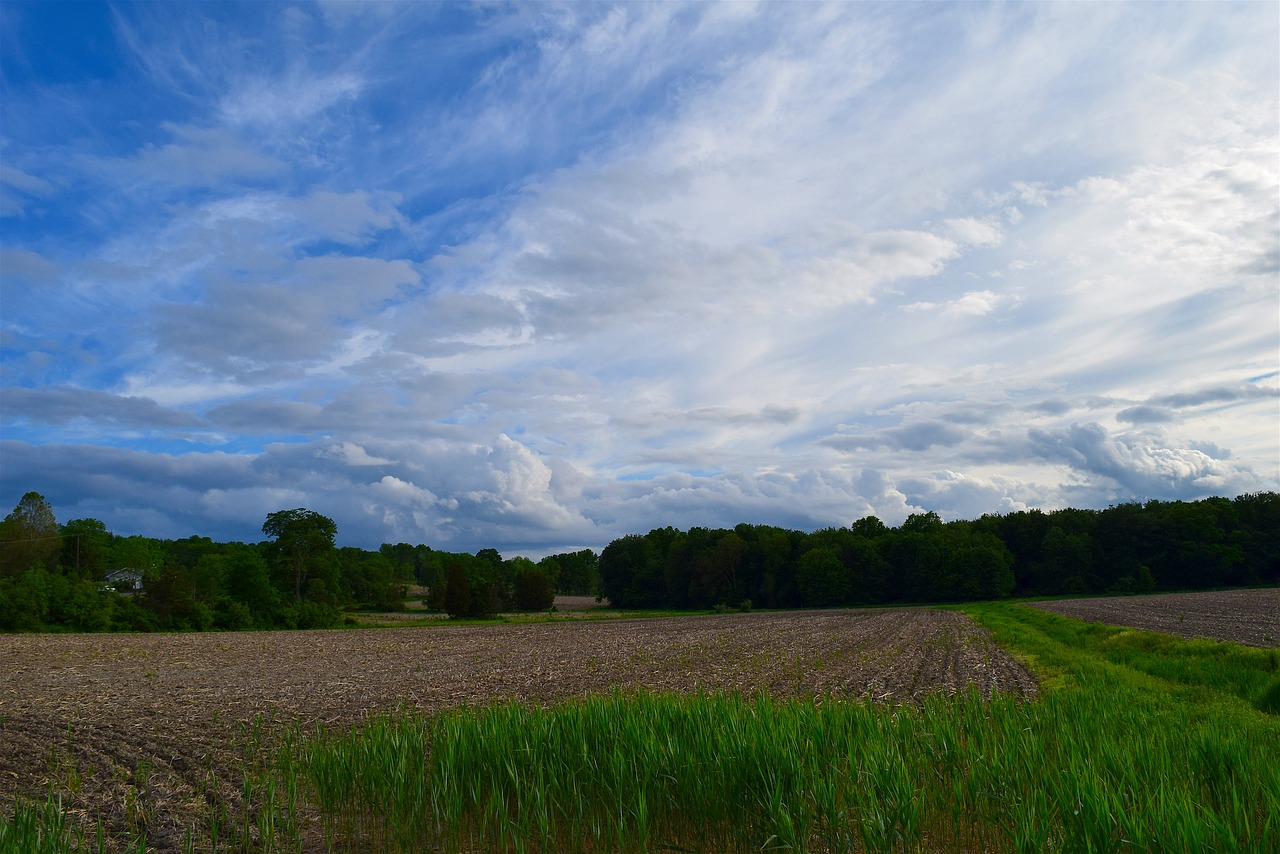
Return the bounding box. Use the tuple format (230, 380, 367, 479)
(0, 796, 99, 854)
(962, 601, 1280, 716)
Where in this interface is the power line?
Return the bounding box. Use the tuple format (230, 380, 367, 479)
(0, 533, 70, 545)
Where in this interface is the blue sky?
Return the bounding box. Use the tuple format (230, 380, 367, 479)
(2, 2, 1277, 556)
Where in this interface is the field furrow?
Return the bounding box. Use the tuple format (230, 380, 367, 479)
(1, 607, 1033, 850)
(1028, 588, 1280, 647)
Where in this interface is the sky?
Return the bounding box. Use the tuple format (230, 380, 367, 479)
(1, 2, 1277, 557)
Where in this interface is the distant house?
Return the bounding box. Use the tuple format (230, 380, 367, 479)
(104, 568, 144, 594)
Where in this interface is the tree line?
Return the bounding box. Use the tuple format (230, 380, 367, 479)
(0, 493, 599, 632)
(2, 490, 1276, 632)
(599, 493, 1280, 610)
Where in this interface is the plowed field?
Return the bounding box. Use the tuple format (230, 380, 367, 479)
(1, 608, 1035, 851)
(1028, 588, 1280, 647)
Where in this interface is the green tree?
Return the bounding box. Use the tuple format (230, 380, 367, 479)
(689, 531, 747, 608)
(444, 560, 473, 618)
(1041, 526, 1095, 593)
(749, 525, 797, 608)
(142, 562, 208, 629)
(599, 534, 645, 607)
(514, 563, 555, 611)
(850, 515, 889, 539)
(59, 518, 112, 579)
(223, 545, 278, 621)
(0, 491, 61, 576)
(843, 535, 889, 604)
(600, 530, 674, 608)
(109, 536, 165, 577)
(0, 568, 53, 629)
(338, 548, 405, 610)
(1232, 492, 1280, 583)
(544, 549, 600, 595)
(796, 547, 849, 606)
(262, 509, 338, 602)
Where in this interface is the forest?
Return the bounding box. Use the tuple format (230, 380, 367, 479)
(0, 490, 1276, 633)
(598, 492, 1279, 610)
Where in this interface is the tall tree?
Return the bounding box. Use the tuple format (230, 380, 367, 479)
(0, 491, 61, 576)
(262, 509, 338, 601)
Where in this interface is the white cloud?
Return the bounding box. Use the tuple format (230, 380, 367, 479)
(321, 442, 395, 467)
(122, 124, 284, 186)
(220, 70, 364, 128)
(944, 290, 1007, 317)
(283, 190, 406, 245)
(944, 217, 1003, 248)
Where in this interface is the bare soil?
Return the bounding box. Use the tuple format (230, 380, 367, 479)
(0, 608, 1035, 851)
(1027, 588, 1280, 647)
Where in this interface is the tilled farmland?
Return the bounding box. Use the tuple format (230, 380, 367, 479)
(1027, 587, 1280, 647)
(1, 608, 1033, 850)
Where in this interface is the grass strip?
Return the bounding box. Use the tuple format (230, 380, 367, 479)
(963, 601, 1280, 716)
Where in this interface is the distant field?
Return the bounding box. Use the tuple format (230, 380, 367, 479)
(0, 608, 1032, 850)
(1028, 588, 1279, 647)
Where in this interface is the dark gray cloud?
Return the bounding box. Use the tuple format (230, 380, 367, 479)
(0, 440, 264, 539)
(2, 387, 199, 429)
(1030, 399, 1073, 416)
(1115, 405, 1175, 425)
(205, 398, 326, 433)
(823, 421, 968, 453)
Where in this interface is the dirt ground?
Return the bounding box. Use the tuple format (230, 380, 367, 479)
(0, 608, 1035, 851)
(1027, 588, 1280, 648)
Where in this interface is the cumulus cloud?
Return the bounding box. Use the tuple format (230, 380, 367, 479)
(1027, 423, 1257, 499)
(897, 470, 1033, 521)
